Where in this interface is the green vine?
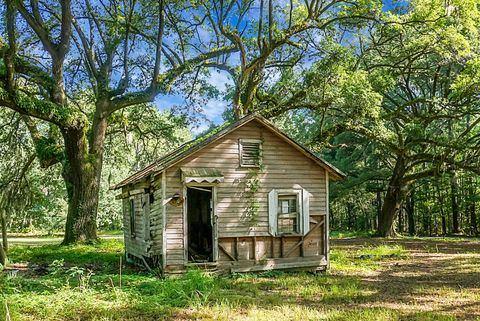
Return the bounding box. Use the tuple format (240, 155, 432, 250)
(244, 164, 264, 226)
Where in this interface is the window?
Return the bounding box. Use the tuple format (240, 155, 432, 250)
(239, 139, 262, 167)
(277, 195, 299, 234)
(129, 198, 136, 238)
(268, 189, 310, 236)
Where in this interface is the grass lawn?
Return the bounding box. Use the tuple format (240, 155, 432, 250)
(1, 236, 479, 321)
(7, 231, 123, 246)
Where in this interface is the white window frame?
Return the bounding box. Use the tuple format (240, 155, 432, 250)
(268, 188, 310, 236)
(238, 138, 263, 168)
(277, 193, 301, 234)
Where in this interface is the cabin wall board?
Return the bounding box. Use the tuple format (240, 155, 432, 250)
(148, 187, 163, 255)
(159, 119, 328, 268)
(122, 119, 329, 271)
(123, 194, 149, 258)
(164, 167, 185, 266)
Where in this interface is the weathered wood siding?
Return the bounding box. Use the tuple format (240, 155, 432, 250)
(163, 119, 328, 268)
(122, 192, 149, 258)
(148, 181, 163, 256)
(164, 168, 185, 267)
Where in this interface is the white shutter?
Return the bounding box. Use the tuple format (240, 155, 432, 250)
(302, 189, 310, 235)
(268, 189, 278, 236)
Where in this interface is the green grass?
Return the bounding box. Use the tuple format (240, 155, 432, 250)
(330, 230, 376, 239)
(1, 238, 477, 321)
(330, 244, 407, 272)
(7, 231, 124, 246)
(0, 270, 384, 320)
(8, 239, 124, 267)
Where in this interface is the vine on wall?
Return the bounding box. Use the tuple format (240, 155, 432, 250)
(244, 165, 264, 226)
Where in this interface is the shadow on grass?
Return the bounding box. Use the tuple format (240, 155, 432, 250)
(2, 238, 480, 320)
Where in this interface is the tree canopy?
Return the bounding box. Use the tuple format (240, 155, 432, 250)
(0, 0, 480, 251)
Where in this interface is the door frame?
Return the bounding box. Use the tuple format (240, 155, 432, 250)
(183, 182, 218, 264)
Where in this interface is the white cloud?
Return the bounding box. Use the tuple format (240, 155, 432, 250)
(190, 122, 211, 136)
(202, 99, 227, 121)
(208, 70, 233, 92)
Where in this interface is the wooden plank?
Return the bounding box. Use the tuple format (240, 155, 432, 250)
(325, 171, 330, 267)
(182, 182, 187, 265)
(284, 218, 325, 257)
(218, 244, 237, 261)
(129, 188, 145, 196)
(144, 193, 151, 241)
(161, 171, 167, 271)
(213, 185, 219, 262)
(115, 193, 127, 200)
(270, 235, 274, 258)
(230, 256, 327, 273)
(147, 119, 332, 273)
(234, 237, 239, 260)
(280, 236, 284, 258)
(300, 238, 304, 257)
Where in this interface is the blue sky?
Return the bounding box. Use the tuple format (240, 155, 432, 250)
(153, 0, 406, 135)
(155, 69, 233, 135)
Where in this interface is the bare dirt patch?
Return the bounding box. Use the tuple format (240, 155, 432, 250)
(332, 238, 480, 320)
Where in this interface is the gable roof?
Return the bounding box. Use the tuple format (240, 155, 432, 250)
(112, 114, 345, 190)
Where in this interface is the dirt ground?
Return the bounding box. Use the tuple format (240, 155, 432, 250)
(332, 238, 480, 320)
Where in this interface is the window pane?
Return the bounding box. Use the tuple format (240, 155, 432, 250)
(277, 194, 299, 234)
(289, 199, 297, 213)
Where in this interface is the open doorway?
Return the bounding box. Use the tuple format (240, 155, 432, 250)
(187, 186, 214, 262)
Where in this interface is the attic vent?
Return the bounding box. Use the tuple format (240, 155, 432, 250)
(239, 139, 262, 167)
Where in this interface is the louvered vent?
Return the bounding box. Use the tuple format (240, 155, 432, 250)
(240, 139, 262, 167)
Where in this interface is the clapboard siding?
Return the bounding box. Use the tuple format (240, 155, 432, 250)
(148, 187, 163, 255)
(120, 117, 331, 272)
(123, 193, 149, 258)
(160, 119, 327, 268)
(163, 167, 185, 266)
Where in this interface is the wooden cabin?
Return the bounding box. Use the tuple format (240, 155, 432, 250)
(113, 114, 344, 274)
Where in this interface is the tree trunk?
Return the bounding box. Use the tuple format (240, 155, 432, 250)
(406, 192, 415, 236)
(61, 121, 105, 244)
(0, 241, 5, 267)
(450, 172, 460, 234)
(470, 202, 477, 235)
(376, 190, 382, 230)
(468, 180, 477, 235)
(1, 209, 7, 253)
(424, 187, 432, 236)
(436, 178, 447, 235)
(398, 206, 404, 234)
(0, 209, 7, 266)
(377, 157, 407, 237)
